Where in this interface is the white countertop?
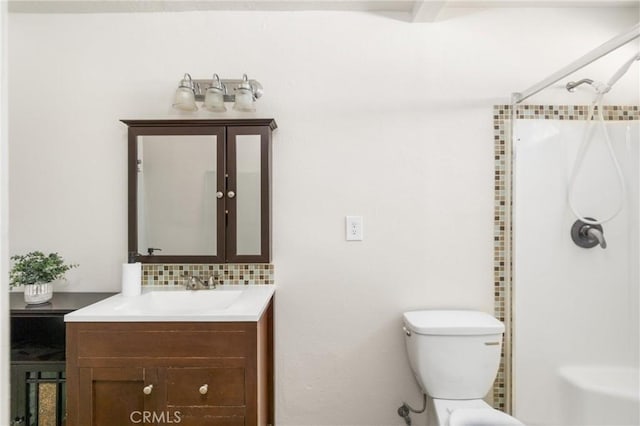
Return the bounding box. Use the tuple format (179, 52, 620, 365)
(64, 285, 274, 322)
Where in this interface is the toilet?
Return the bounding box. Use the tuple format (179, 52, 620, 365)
(402, 310, 524, 426)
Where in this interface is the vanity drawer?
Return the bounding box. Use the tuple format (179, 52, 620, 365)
(72, 323, 251, 360)
(166, 367, 245, 407)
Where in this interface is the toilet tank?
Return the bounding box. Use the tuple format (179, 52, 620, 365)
(403, 310, 504, 400)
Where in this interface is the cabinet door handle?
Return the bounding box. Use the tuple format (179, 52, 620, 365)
(143, 384, 153, 395)
(227, 191, 236, 199)
(216, 191, 224, 199)
(199, 384, 208, 395)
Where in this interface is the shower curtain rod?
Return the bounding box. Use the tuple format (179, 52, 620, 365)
(512, 22, 640, 104)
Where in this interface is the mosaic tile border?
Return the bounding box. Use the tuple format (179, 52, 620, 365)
(141, 263, 274, 286)
(513, 104, 639, 120)
(493, 104, 511, 412)
(493, 104, 640, 412)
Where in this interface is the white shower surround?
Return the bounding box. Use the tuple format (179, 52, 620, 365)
(558, 365, 639, 426)
(513, 118, 639, 425)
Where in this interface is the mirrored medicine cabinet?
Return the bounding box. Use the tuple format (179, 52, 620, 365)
(122, 119, 276, 264)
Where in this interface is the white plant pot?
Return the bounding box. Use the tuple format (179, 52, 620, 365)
(24, 282, 53, 304)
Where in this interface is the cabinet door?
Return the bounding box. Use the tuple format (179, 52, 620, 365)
(78, 367, 162, 426)
(130, 126, 227, 263)
(226, 126, 271, 263)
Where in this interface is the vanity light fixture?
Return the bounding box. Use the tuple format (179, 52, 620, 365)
(203, 74, 226, 112)
(172, 73, 263, 112)
(172, 73, 198, 111)
(233, 74, 256, 112)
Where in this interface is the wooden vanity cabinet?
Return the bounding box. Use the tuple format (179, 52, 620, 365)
(66, 301, 273, 426)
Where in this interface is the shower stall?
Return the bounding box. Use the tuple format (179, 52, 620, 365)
(513, 108, 638, 425)
(497, 23, 640, 426)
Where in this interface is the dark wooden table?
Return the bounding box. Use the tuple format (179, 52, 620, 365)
(10, 292, 115, 426)
(10, 292, 114, 317)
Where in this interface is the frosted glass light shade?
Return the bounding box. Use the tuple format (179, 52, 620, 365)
(233, 89, 255, 112)
(204, 87, 227, 112)
(172, 87, 198, 111)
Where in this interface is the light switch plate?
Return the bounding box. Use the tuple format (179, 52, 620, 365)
(346, 216, 363, 241)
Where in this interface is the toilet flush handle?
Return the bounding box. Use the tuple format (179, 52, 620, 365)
(402, 326, 411, 337)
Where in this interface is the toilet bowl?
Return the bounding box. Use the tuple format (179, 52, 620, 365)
(449, 407, 523, 426)
(402, 310, 524, 426)
(431, 399, 523, 426)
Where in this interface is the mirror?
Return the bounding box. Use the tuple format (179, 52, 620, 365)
(234, 134, 262, 256)
(137, 134, 218, 256)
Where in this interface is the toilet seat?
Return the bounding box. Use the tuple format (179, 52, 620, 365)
(448, 408, 524, 426)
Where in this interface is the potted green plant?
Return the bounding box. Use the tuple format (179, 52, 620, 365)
(10, 251, 78, 304)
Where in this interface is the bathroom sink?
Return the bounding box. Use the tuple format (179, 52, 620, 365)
(64, 285, 275, 322)
(139, 290, 242, 314)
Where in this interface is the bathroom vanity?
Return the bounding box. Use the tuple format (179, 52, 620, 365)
(63, 118, 277, 425)
(65, 286, 274, 426)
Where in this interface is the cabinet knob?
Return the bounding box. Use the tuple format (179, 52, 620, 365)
(143, 384, 153, 395)
(199, 384, 209, 395)
(227, 191, 236, 199)
(216, 191, 224, 199)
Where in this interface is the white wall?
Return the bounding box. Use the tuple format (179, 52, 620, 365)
(1, 0, 9, 422)
(7, 7, 639, 425)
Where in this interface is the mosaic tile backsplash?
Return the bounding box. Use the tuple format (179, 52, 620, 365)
(142, 263, 274, 286)
(493, 104, 639, 413)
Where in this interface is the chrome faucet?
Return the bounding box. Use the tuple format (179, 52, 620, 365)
(565, 78, 594, 92)
(184, 273, 219, 290)
(571, 219, 607, 249)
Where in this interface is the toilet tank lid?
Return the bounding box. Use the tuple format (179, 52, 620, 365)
(403, 310, 504, 335)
